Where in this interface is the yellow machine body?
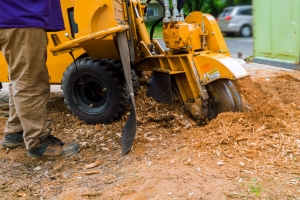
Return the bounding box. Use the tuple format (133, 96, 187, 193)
(132, 11, 248, 105)
(72, 0, 123, 59)
(48, 0, 248, 119)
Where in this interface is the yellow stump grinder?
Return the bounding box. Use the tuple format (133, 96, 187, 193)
(46, 0, 249, 154)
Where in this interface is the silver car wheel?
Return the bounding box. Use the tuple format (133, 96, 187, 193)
(240, 25, 251, 37)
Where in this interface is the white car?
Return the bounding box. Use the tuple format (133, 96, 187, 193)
(217, 5, 253, 37)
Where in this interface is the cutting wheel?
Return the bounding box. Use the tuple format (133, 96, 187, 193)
(206, 78, 249, 119)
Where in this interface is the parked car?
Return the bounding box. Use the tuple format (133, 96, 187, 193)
(217, 5, 253, 37)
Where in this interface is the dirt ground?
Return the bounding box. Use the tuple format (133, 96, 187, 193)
(0, 64, 300, 200)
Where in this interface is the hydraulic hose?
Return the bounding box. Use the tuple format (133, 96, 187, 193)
(143, 0, 152, 15)
(177, 0, 185, 11)
(149, 0, 186, 41)
(150, 17, 164, 41)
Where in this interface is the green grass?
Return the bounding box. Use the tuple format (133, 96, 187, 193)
(248, 178, 262, 197)
(145, 22, 163, 39)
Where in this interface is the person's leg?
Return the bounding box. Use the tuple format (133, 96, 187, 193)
(0, 28, 52, 150)
(0, 28, 79, 158)
(0, 29, 24, 148)
(0, 83, 24, 148)
(4, 83, 23, 134)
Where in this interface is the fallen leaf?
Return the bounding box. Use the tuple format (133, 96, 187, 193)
(16, 192, 27, 197)
(94, 124, 101, 131)
(256, 125, 266, 132)
(84, 160, 102, 169)
(53, 164, 63, 171)
(83, 170, 100, 175)
(217, 161, 224, 165)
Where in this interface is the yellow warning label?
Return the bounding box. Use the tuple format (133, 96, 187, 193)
(203, 68, 220, 82)
(208, 68, 218, 75)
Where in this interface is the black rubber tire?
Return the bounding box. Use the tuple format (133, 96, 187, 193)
(109, 60, 140, 94)
(206, 79, 247, 119)
(239, 25, 252, 37)
(61, 58, 131, 124)
(131, 69, 140, 94)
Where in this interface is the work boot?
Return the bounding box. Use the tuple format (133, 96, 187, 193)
(0, 131, 25, 149)
(27, 135, 80, 159)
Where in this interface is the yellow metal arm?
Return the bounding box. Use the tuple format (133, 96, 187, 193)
(50, 25, 129, 55)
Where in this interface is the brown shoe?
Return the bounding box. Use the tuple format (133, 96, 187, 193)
(0, 131, 25, 149)
(27, 135, 80, 159)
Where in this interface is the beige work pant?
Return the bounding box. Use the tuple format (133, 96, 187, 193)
(0, 28, 52, 150)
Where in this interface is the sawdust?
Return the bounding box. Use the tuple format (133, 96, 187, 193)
(235, 76, 278, 120)
(194, 74, 300, 158)
(0, 70, 300, 199)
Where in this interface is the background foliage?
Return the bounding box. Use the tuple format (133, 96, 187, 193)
(183, 0, 252, 17)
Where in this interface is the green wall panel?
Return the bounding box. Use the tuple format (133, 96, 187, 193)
(253, 0, 300, 65)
